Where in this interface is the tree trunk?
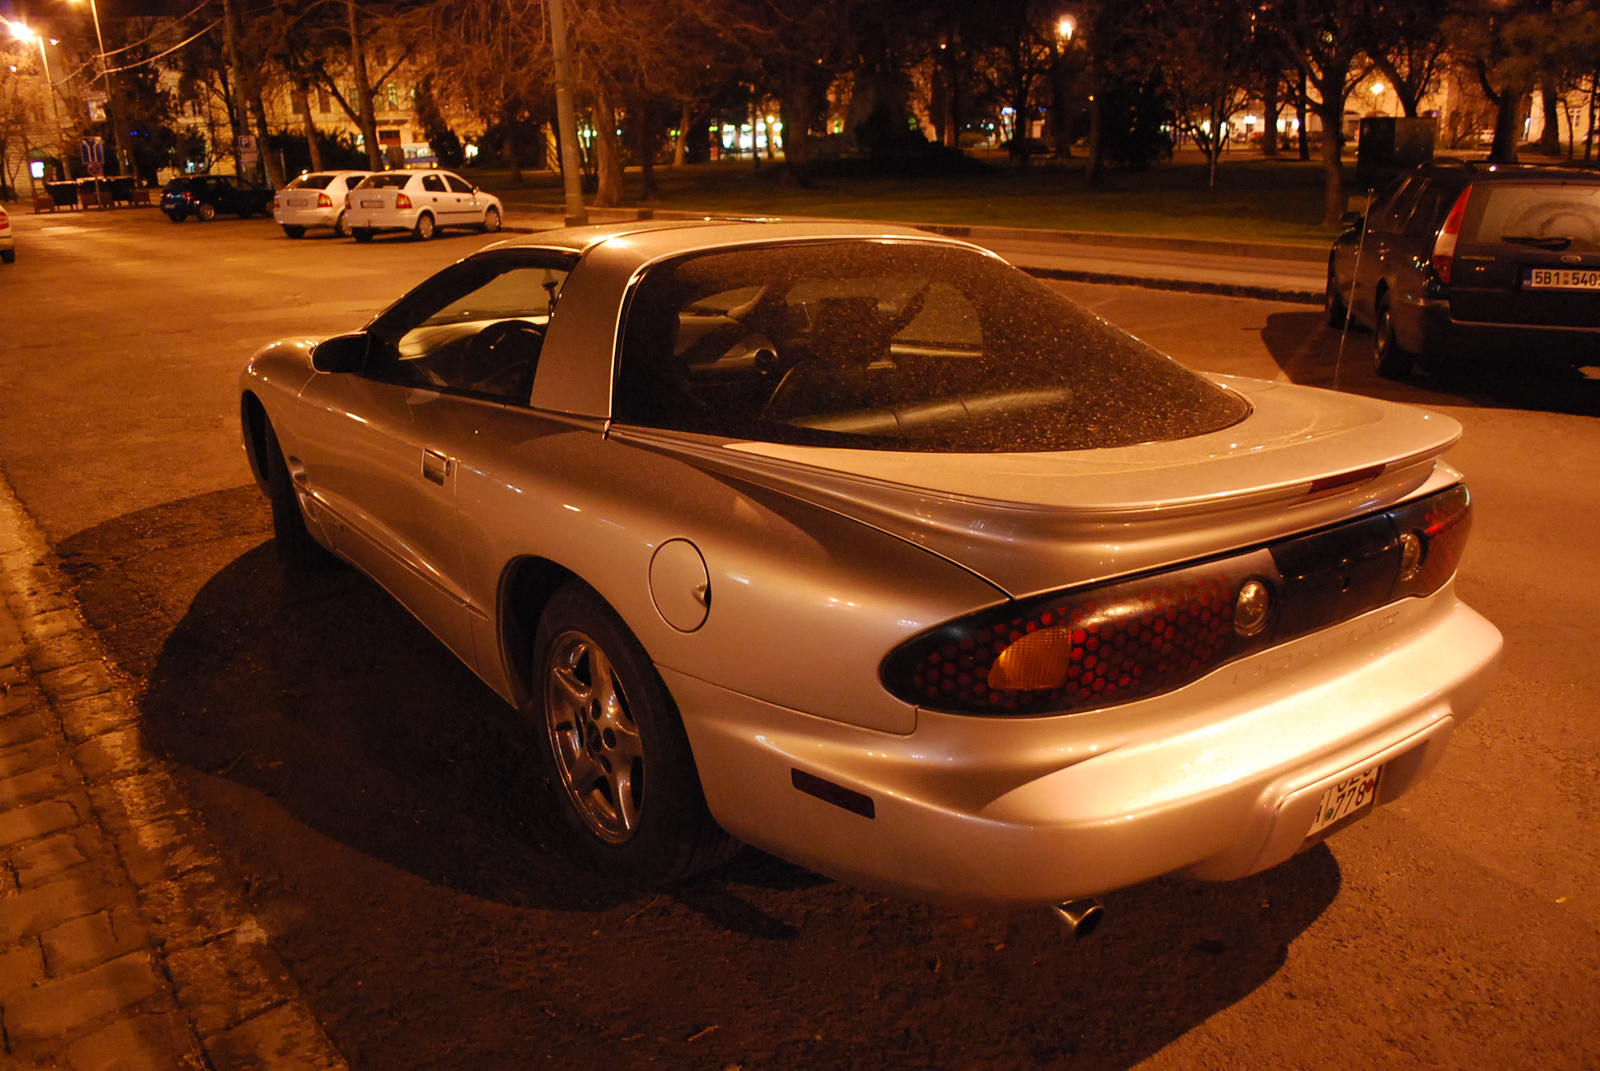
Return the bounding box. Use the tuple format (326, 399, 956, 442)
(1317, 102, 1346, 228)
(591, 82, 624, 207)
(1539, 83, 1561, 155)
(780, 75, 817, 187)
(1488, 82, 1524, 164)
(347, 0, 382, 169)
(1262, 76, 1279, 157)
(636, 98, 658, 200)
(673, 101, 690, 166)
(1296, 71, 1310, 161)
(294, 86, 324, 172)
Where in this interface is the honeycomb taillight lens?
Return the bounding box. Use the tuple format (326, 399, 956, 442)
(882, 483, 1473, 716)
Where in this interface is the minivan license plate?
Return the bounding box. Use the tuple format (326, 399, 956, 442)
(1525, 268, 1600, 290)
(1307, 764, 1383, 837)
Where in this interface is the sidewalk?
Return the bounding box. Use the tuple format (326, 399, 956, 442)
(497, 204, 1327, 304)
(0, 473, 346, 1071)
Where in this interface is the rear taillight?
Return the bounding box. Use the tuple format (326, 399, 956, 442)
(273, 194, 280, 209)
(1430, 186, 1473, 285)
(317, 192, 333, 208)
(395, 192, 412, 210)
(0, 207, 8, 225)
(881, 484, 1473, 716)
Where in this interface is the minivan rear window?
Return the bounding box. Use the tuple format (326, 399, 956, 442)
(1464, 184, 1600, 251)
(616, 241, 1250, 452)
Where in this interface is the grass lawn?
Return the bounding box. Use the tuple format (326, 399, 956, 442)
(476, 151, 1344, 245)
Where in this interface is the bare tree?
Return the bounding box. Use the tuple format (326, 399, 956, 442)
(1148, 0, 1257, 188)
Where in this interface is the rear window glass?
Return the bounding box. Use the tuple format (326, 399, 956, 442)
(287, 174, 335, 190)
(615, 241, 1249, 452)
(358, 174, 412, 189)
(1464, 183, 1600, 251)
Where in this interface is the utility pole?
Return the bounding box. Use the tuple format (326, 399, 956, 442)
(547, 0, 587, 226)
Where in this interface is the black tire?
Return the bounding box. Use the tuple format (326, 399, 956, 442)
(333, 210, 352, 238)
(481, 205, 502, 233)
(0, 249, 13, 264)
(262, 419, 336, 570)
(1373, 295, 1417, 379)
(530, 581, 736, 885)
(412, 212, 435, 241)
(1324, 262, 1348, 329)
(352, 228, 375, 243)
(282, 225, 306, 239)
(165, 211, 185, 223)
(196, 202, 217, 222)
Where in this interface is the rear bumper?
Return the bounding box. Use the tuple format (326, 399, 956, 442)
(344, 207, 419, 232)
(274, 207, 340, 228)
(1396, 293, 1600, 365)
(672, 588, 1501, 904)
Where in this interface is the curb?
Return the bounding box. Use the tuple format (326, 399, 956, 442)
(0, 472, 348, 1071)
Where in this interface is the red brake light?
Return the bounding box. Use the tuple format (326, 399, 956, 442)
(1430, 186, 1473, 285)
(317, 192, 333, 208)
(395, 192, 412, 210)
(273, 194, 280, 210)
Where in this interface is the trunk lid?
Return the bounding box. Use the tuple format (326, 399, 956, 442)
(1448, 179, 1600, 327)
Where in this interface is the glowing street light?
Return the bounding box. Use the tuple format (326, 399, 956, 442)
(1057, 14, 1077, 42)
(6, 19, 67, 159)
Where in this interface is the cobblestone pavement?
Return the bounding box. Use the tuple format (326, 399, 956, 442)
(0, 473, 347, 1071)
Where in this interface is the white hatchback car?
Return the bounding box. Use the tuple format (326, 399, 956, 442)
(274, 170, 373, 239)
(345, 169, 503, 242)
(0, 204, 13, 263)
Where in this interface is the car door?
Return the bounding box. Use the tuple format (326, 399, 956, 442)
(418, 173, 451, 224)
(1353, 176, 1426, 325)
(443, 173, 479, 224)
(290, 254, 571, 669)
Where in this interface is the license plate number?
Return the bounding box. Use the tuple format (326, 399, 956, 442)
(287, 196, 309, 207)
(1525, 268, 1600, 290)
(360, 198, 384, 208)
(1308, 764, 1383, 837)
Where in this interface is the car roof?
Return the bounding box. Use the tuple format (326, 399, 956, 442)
(477, 217, 966, 260)
(1414, 159, 1600, 184)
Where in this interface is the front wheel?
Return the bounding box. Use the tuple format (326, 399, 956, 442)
(196, 202, 217, 222)
(352, 228, 374, 243)
(530, 582, 736, 885)
(1373, 296, 1417, 379)
(262, 419, 336, 570)
(281, 224, 306, 239)
(481, 206, 502, 233)
(412, 212, 435, 241)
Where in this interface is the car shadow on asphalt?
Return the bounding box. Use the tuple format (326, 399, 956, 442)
(1261, 310, 1600, 416)
(55, 484, 1346, 1070)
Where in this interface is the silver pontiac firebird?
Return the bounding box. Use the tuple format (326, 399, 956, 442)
(240, 220, 1501, 908)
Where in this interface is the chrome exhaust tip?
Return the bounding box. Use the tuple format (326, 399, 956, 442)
(1049, 898, 1105, 939)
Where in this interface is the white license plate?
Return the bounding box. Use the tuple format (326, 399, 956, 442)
(1525, 268, 1600, 290)
(287, 196, 309, 207)
(1307, 764, 1383, 837)
(360, 198, 384, 208)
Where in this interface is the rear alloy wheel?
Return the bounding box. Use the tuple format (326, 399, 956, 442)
(481, 205, 502, 233)
(1324, 263, 1348, 329)
(531, 582, 736, 885)
(352, 228, 374, 243)
(333, 210, 352, 238)
(1373, 295, 1416, 379)
(412, 212, 435, 241)
(281, 224, 306, 239)
(196, 202, 217, 222)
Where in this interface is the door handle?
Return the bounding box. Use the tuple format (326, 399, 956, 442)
(421, 449, 452, 485)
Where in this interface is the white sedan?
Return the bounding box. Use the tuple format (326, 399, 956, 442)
(344, 169, 503, 242)
(274, 170, 373, 238)
(0, 203, 13, 264)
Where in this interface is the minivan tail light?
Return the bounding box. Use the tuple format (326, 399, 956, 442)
(395, 192, 412, 210)
(1430, 186, 1473, 285)
(880, 484, 1472, 716)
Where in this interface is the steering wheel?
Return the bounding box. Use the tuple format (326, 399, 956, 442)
(462, 319, 544, 396)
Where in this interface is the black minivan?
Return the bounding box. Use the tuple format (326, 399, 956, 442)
(1326, 161, 1600, 378)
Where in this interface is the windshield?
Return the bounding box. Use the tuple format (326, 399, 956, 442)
(615, 241, 1249, 452)
(1465, 183, 1600, 251)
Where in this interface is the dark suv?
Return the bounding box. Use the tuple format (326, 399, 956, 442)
(1326, 161, 1600, 378)
(160, 174, 275, 223)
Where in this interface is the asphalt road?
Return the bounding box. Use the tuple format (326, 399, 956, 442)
(2, 208, 1597, 1070)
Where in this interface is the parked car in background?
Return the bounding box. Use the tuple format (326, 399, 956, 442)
(1327, 161, 1600, 378)
(344, 169, 502, 241)
(0, 205, 13, 264)
(239, 220, 1500, 914)
(161, 174, 275, 222)
(274, 170, 373, 238)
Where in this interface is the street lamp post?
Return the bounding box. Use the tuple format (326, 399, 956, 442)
(6, 20, 69, 178)
(68, 0, 132, 176)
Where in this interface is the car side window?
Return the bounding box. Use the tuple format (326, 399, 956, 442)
(422, 174, 447, 194)
(444, 175, 474, 194)
(364, 261, 572, 404)
(1371, 177, 1424, 234)
(1403, 182, 1458, 238)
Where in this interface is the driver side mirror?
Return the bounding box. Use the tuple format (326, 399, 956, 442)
(312, 332, 370, 373)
